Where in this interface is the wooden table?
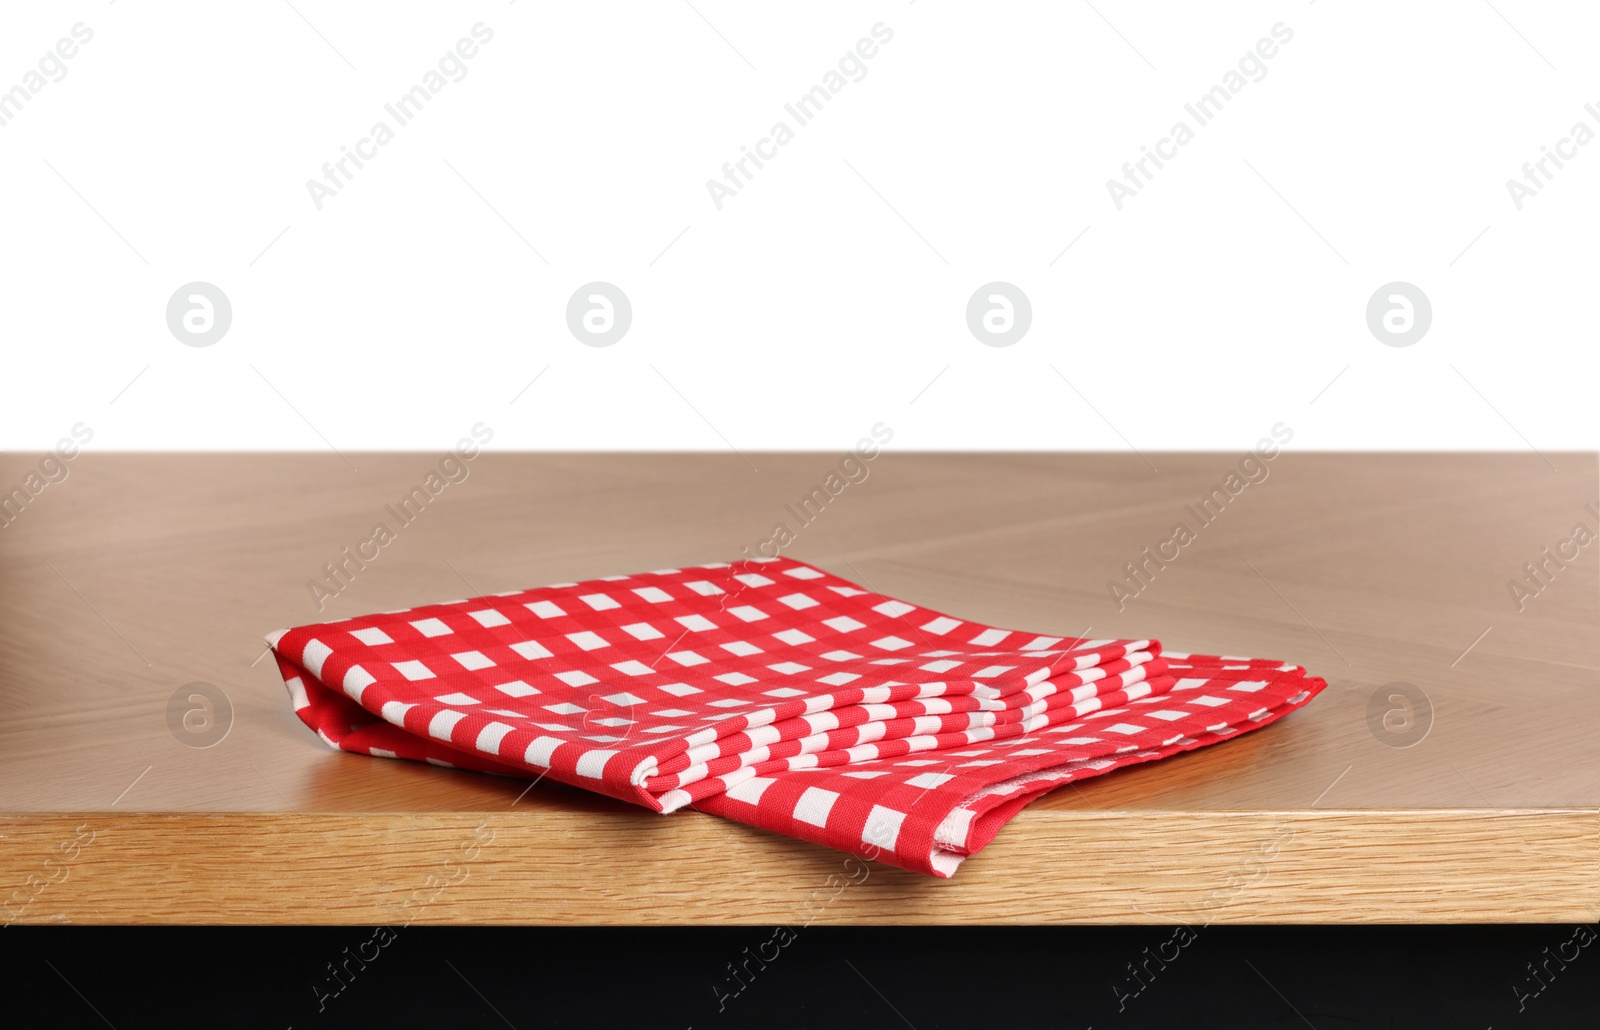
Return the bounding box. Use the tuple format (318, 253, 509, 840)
(1, 453, 1595, 925)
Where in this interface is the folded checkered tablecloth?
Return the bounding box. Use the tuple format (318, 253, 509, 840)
(266, 557, 1325, 877)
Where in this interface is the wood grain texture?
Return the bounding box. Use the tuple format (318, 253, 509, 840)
(1, 452, 1596, 925)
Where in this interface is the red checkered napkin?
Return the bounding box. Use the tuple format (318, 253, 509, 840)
(267, 557, 1326, 877)
(694, 653, 1322, 876)
(267, 557, 1162, 810)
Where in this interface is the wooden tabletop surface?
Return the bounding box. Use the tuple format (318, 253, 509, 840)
(1, 452, 1596, 925)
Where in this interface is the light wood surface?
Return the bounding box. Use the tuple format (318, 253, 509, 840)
(1, 452, 1596, 925)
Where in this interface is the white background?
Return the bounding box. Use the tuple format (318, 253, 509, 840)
(0, 2, 1594, 455)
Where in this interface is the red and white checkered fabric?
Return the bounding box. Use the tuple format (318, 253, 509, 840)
(266, 556, 1326, 877)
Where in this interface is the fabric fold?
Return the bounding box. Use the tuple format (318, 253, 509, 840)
(267, 556, 1326, 876)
